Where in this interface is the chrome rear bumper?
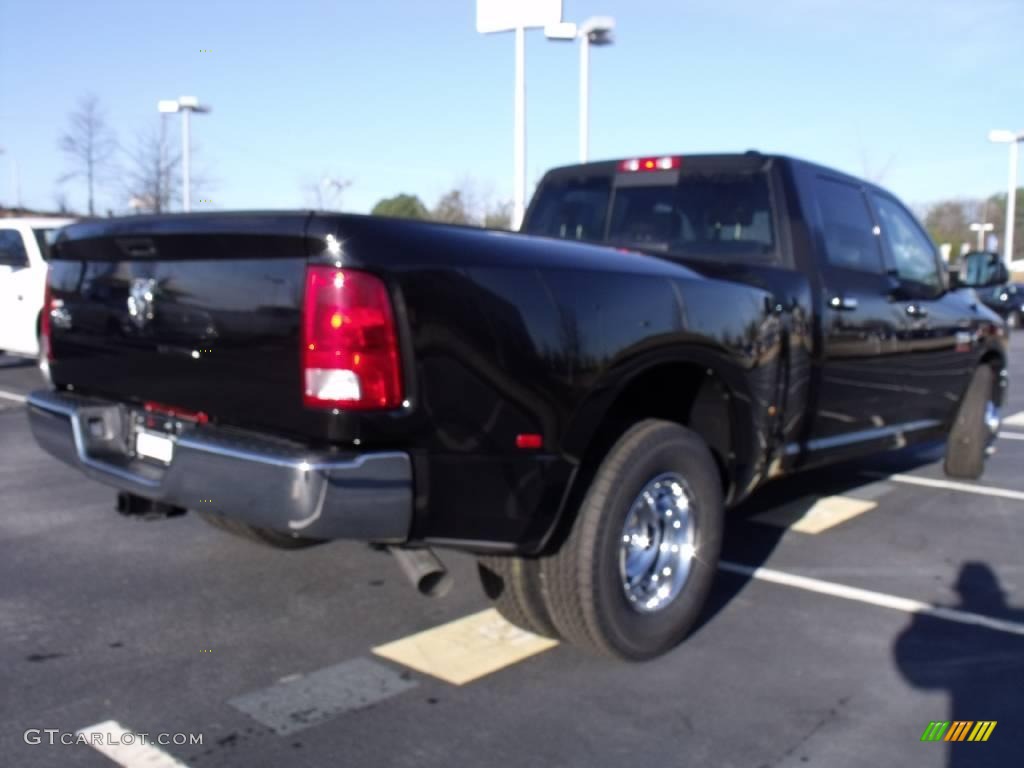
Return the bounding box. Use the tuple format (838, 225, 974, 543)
(26, 389, 413, 542)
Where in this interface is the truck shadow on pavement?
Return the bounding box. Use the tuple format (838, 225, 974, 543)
(696, 442, 1023, 767)
(893, 562, 1023, 767)
(701, 441, 943, 628)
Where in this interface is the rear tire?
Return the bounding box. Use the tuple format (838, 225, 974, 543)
(477, 556, 559, 639)
(197, 511, 323, 549)
(944, 365, 996, 480)
(539, 419, 724, 660)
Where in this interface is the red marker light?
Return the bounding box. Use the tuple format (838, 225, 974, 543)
(516, 433, 543, 450)
(143, 401, 209, 424)
(617, 156, 682, 173)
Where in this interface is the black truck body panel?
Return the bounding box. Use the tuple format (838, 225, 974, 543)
(38, 155, 1007, 553)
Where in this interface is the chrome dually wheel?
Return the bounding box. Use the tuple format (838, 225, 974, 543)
(620, 473, 697, 613)
(539, 419, 724, 660)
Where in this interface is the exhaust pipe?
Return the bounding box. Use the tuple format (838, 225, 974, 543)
(389, 546, 453, 598)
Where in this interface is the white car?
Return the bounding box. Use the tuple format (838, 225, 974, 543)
(0, 217, 76, 359)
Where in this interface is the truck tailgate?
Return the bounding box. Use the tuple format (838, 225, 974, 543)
(46, 212, 330, 441)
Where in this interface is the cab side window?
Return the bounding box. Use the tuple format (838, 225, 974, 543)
(814, 177, 885, 274)
(872, 194, 942, 296)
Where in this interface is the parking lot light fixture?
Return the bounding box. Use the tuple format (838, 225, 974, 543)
(157, 97, 212, 212)
(970, 222, 995, 252)
(546, 16, 615, 164)
(988, 129, 1024, 266)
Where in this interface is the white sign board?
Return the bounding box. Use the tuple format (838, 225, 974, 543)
(476, 0, 562, 33)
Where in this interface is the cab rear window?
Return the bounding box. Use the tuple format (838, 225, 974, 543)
(525, 168, 780, 266)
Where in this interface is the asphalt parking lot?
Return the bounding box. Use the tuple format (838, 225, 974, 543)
(2, 344, 1022, 768)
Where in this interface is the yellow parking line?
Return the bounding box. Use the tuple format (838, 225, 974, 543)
(373, 608, 557, 686)
(752, 495, 877, 534)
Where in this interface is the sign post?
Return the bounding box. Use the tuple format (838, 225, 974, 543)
(477, 0, 563, 230)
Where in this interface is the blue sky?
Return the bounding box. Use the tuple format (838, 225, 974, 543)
(1, 0, 1022, 216)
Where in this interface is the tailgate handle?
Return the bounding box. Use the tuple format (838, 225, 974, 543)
(117, 238, 158, 259)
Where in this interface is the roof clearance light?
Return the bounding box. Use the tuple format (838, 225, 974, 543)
(618, 156, 682, 173)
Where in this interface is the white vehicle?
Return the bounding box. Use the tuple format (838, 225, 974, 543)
(0, 217, 76, 359)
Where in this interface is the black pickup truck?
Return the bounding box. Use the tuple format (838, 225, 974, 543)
(28, 153, 1008, 660)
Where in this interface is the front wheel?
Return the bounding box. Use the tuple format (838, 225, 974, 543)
(539, 419, 724, 660)
(944, 365, 998, 479)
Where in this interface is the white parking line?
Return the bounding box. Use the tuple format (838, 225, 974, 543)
(718, 561, 1024, 637)
(999, 432, 1024, 441)
(75, 721, 188, 767)
(0, 389, 27, 403)
(1003, 411, 1024, 427)
(862, 472, 1024, 501)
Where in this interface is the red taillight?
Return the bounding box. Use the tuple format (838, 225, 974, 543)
(302, 267, 403, 410)
(40, 268, 55, 362)
(617, 156, 682, 173)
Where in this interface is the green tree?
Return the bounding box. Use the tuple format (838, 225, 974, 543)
(980, 188, 1024, 261)
(923, 199, 976, 262)
(371, 193, 429, 220)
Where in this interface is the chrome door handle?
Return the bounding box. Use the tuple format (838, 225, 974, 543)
(829, 295, 858, 311)
(905, 303, 928, 318)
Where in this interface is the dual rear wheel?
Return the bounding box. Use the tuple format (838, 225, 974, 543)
(478, 419, 724, 660)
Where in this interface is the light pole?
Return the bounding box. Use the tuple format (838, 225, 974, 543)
(989, 129, 1024, 266)
(969, 222, 994, 252)
(158, 96, 211, 212)
(546, 17, 615, 164)
(477, 0, 565, 230)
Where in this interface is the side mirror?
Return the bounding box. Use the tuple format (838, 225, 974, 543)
(960, 251, 1009, 288)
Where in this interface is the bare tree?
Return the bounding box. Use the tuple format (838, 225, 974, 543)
(433, 189, 475, 224)
(305, 175, 352, 210)
(122, 119, 181, 214)
(483, 200, 513, 230)
(58, 95, 118, 216)
(53, 190, 72, 215)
